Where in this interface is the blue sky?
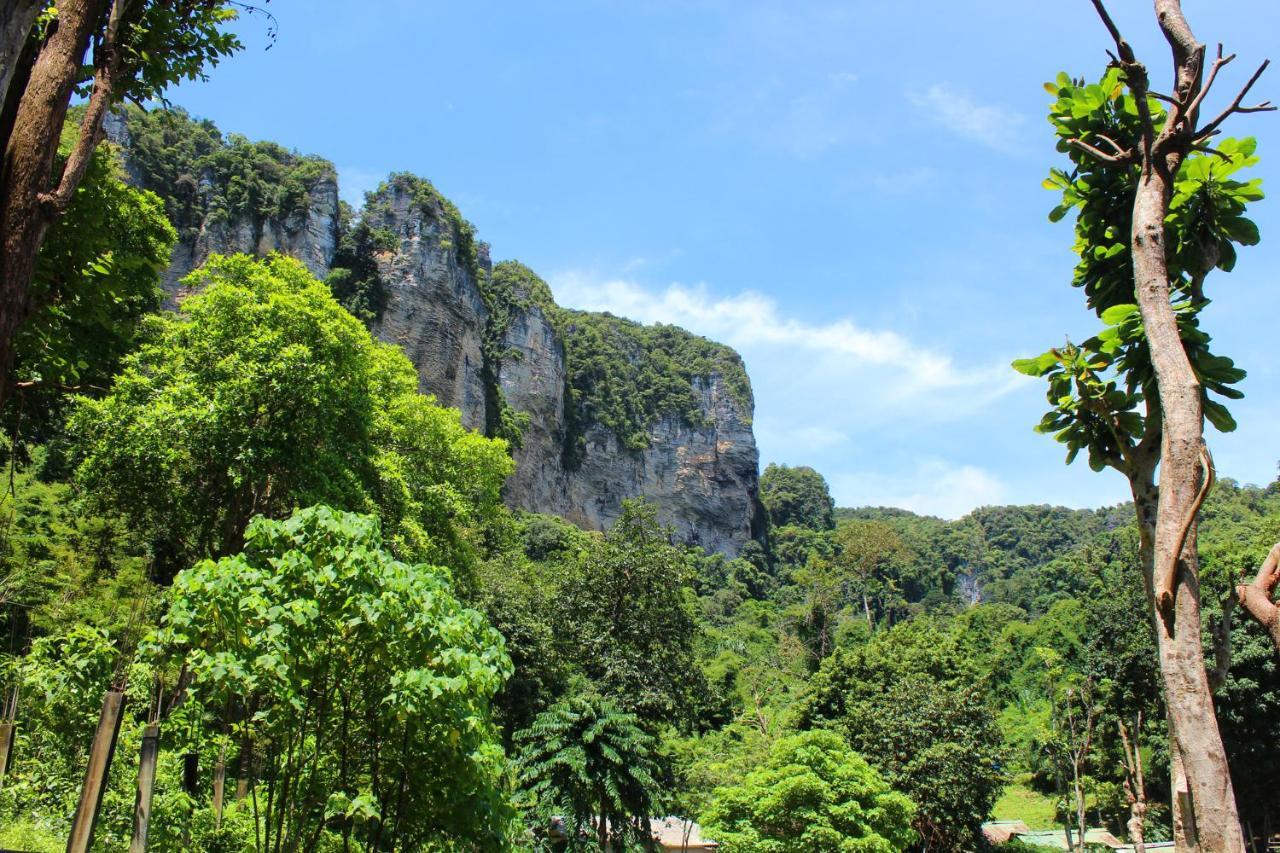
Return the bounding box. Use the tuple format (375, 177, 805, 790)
(168, 0, 1280, 516)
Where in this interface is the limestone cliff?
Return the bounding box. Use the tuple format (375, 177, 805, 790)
(487, 264, 763, 555)
(103, 107, 339, 298)
(361, 174, 490, 429)
(109, 107, 763, 555)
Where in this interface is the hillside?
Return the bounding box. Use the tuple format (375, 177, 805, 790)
(104, 106, 763, 555)
(1, 6, 1277, 849)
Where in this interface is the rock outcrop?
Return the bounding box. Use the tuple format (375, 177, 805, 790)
(158, 178, 338, 297)
(110, 107, 763, 555)
(103, 108, 339, 300)
(363, 175, 489, 429)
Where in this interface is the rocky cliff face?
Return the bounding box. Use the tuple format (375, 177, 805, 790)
(363, 175, 489, 429)
(103, 108, 339, 300)
(529, 377, 763, 555)
(111, 108, 763, 556)
(158, 179, 338, 298)
(491, 273, 762, 555)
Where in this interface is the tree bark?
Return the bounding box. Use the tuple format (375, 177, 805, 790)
(1131, 126, 1246, 853)
(129, 722, 160, 853)
(213, 743, 227, 828)
(1236, 542, 1280, 650)
(0, 0, 41, 119)
(1094, 2, 1250, 848)
(0, 0, 109, 412)
(0, 721, 14, 787)
(1130, 458, 1238, 852)
(1119, 713, 1148, 853)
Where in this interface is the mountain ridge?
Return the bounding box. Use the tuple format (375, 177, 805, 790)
(104, 105, 764, 555)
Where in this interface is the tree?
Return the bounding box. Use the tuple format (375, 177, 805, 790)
(1015, 2, 1274, 844)
(515, 695, 664, 850)
(1235, 542, 1280, 649)
(8, 124, 174, 438)
(1038, 650, 1100, 853)
(1213, 618, 1280, 846)
(800, 622, 1005, 852)
(832, 520, 910, 628)
(145, 505, 516, 850)
(69, 253, 511, 577)
(1081, 552, 1167, 851)
(558, 499, 705, 729)
(759, 463, 835, 531)
(0, 0, 245, 409)
(699, 729, 916, 853)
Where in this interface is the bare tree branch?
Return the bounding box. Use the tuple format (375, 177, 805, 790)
(1181, 44, 1235, 123)
(1236, 542, 1280, 650)
(1089, 0, 1135, 63)
(1094, 132, 1130, 155)
(1189, 144, 1232, 162)
(1194, 59, 1276, 143)
(1068, 137, 1134, 165)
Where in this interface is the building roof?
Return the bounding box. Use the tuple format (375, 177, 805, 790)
(983, 820, 1032, 844)
(650, 816, 719, 849)
(1012, 828, 1125, 849)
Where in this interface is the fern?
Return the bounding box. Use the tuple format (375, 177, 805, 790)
(515, 695, 664, 850)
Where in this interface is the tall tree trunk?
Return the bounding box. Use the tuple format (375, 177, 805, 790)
(1128, 108, 1246, 853)
(213, 743, 227, 828)
(0, 721, 14, 787)
(0, 0, 109, 411)
(1096, 2, 1250, 847)
(1075, 766, 1088, 852)
(1120, 713, 1148, 853)
(1131, 461, 1210, 851)
(0, 0, 41, 118)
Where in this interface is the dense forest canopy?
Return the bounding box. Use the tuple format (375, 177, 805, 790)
(0, 1, 1277, 852)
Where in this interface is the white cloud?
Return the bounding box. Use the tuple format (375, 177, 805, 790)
(548, 271, 1019, 404)
(908, 84, 1025, 152)
(546, 270, 1032, 516)
(828, 461, 1009, 519)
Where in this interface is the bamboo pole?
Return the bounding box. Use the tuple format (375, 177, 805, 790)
(0, 721, 14, 786)
(129, 722, 160, 853)
(213, 743, 227, 828)
(67, 689, 126, 853)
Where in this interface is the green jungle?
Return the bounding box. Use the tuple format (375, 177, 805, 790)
(0, 1, 1277, 851)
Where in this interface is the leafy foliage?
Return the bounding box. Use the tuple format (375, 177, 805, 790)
(555, 308, 753, 460)
(700, 729, 917, 852)
(1015, 70, 1260, 472)
(557, 500, 707, 729)
(760, 464, 835, 531)
(10, 127, 174, 438)
(118, 105, 336, 242)
(69, 253, 511, 579)
(145, 505, 516, 850)
(516, 695, 664, 849)
(801, 622, 1005, 852)
(325, 203, 397, 325)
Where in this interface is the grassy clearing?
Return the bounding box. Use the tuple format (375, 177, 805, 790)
(992, 781, 1061, 830)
